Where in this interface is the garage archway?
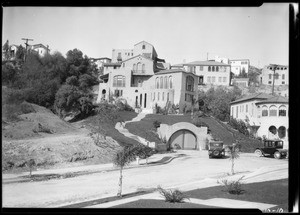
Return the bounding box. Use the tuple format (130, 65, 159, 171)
(168, 129, 197, 150)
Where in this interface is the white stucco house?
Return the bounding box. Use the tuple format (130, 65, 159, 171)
(259, 64, 289, 86)
(230, 93, 289, 148)
(96, 41, 199, 113)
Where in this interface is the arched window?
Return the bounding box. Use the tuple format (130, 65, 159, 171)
(133, 64, 136, 71)
(160, 77, 163, 89)
(279, 105, 287, 116)
(216, 66, 219, 72)
(278, 126, 286, 139)
(269, 105, 277, 116)
(262, 105, 268, 117)
(162, 92, 164, 101)
(169, 76, 173, 89)
(269, 126, 277, 135)
(113, 75, 125, 87)
(164, 76, 168, 89)
(212, 66, 215, 72)
(158, 92, 160, 101)
(137, 63, 142, 72)
(186, 76, 194, 92)
(155, 77, 159, 89)
(208, 66, 211, 72)
(153, 92, 155, 101)
(167, 93, 169, 101)
(142, 64, 145, 73)
(142, 44, 145, 49)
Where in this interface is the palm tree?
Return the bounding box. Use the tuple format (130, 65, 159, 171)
(113, 143, 153, 197)
(226, 143, 241, 175)
(27, 159, 36, 177)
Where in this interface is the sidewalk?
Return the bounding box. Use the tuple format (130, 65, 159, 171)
(2, 152, 181, 184)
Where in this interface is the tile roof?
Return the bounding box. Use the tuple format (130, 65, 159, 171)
(103, 62, 122, 66)
(155, 69, 198, 76)
(121, 54, 153, 63)
(183, 61, 230, 66)
(230, 93, 274, 105)
(255, 96, 289, 104)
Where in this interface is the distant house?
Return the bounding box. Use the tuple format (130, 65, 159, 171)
(230, 93, 288, 147)
(28, 44, 50, 57)
(232, 78, 249, 88)
(182, 60, 231, 86)
(259, 64, 289, 86)
(229, 59, 250, 76)
(2, 43, 18, 61)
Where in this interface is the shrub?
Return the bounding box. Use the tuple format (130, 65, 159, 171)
(20, 102, 36, 114)
(217, 176, 244, 195)
(153, 120, 161, 129)
(157, 186, 189, 203)
(229, 117, 249, 136)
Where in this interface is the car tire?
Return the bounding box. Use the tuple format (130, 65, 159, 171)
(274, 151, 281, 159)
(213, 150, 219, 156)
(254, 149, 263, 157)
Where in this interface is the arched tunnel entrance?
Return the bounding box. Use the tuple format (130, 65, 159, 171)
(168, 129, 197, 150)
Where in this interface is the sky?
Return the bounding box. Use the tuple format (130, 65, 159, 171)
(3, 4, 290, 68)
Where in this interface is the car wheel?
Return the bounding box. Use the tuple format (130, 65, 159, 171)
(274, 151, 281, 159)
(213, 151, 219, 156)
(254, 149, 263, 157)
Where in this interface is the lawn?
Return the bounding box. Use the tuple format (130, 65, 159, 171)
(82, 110, 140, 147)
(184, 178, 288, 212)
(110, 179, 288, 211)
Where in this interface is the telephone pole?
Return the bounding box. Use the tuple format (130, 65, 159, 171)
(22, 38, 34, 51)
(270, 64, 278, 95)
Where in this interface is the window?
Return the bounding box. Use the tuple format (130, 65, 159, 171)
(223, 77, 226, 82)
(212, 77, 216, 83)
(133, 64, 136, 71)
(160, 77, 163, 89)
(268, 81, 272, 84)
(218, 77, 222, 82)
(164, 76, 168, 89)
(278, 126, 286, 139)
(113, 75, 125, 87)
(137, 63, 142, 72)
(158, 92, 160, 101)
(279, 105, 287, 116)
(156, 77, 159, 89)
(185, 93, 193, 102)
(142, 64, 145, 73)
(207, 76, 211, 83)
(153, 92, 155, 101)
(162, 92, 164, 101)
(212, 66, 215, 72)
(169, 76, 173, 89)
(123, 63, 125, 67)
(231, 107, 234, 116)
(282, 81, 285, 84)
(246, 104, 248, 112)
(216, 66, 219, 72)
(114, 89, 123, 97)
(167, 93, 169, 101)
(282, 74, 285, 80)
(142, 45, 145, 49)
(186, 76, 195, 92)
(269, 74, 272, 79)
(269, 105, 277, 116)
(262, 105, 268, 116)
(208, 66, 211, 72)
(200, 66, 203, 71)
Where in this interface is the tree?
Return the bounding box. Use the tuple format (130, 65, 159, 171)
(3, 40, 10, 60)
(16, 45, 26, 61)
(27, 158, 36, 177)
(113, 143, 153, 197)
(226, 143, 241, 175)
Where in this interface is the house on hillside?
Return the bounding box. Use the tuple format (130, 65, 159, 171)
(232, 78, 249, 88)
(2, 42, 18, 61)
(97, 41, 199, 113)
(259, 64, 289, 86)
(28, 44, 50, 57)
(230, 93, 288, 147)
(182, 60, 231, 86)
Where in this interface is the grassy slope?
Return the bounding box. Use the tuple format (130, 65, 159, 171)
(82, 110, 140, 147)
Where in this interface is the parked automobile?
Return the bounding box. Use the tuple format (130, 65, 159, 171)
(254, 139, 288, 159)
(208, 141, 225, 158)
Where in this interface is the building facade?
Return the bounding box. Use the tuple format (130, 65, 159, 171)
(259, 64, 289, 86)
(182, 61, 231, 86)
(229, 59, 250, 76)
(97, 41, 199, 113)
(29, 44, 50, 57)
(230, 93, 288, 147)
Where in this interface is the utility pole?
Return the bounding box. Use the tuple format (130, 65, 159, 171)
(22, 38, 33, 61)
(270, 64, 278, 95)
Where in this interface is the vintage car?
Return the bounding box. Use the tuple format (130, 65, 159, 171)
(208, 141, 225, 158)
(254, 139, 288, 159)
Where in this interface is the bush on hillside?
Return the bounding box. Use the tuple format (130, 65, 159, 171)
(153, 120, 161, 129)
(228, 117, 249, 136)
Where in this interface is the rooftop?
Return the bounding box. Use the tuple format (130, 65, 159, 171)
(155, 69, 197, 76)
(230, 93, 274, 105)
(183, 61, 230, 66)
(255, 96, 289, 105)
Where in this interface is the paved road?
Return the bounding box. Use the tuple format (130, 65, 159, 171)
(2, 150, 288, 208)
